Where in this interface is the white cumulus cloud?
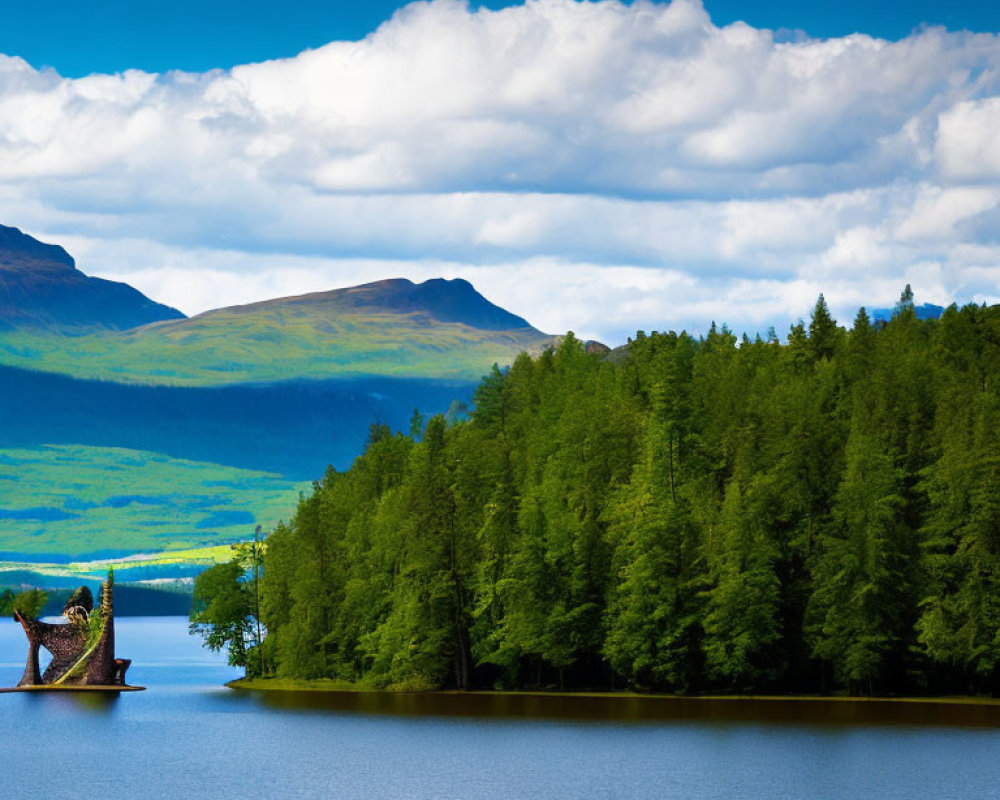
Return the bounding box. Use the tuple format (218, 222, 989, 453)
(0, 0, 998, 342)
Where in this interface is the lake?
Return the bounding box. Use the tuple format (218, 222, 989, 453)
(1, 617, 999, 799)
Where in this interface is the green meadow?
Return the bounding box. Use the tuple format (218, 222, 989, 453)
(0, 444, 307, 564)
(0, 310, 551, 387)
(0, 544, 238, 589)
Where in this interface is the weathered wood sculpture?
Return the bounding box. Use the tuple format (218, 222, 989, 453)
(12, 570, 135, 689)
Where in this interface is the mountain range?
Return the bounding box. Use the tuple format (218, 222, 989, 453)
(0, 225, 554, 597)
(0, 224, 950, 602)
(0, 227, 553, 386)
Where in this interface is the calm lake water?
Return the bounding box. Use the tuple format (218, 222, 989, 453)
(1, 617, 999, 799)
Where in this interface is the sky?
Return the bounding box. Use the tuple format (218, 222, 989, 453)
(1, 0, 999, 343)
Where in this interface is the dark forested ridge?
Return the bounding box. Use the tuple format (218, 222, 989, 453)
(240, 291, 1000, 696)
(0, 364, 474, 478)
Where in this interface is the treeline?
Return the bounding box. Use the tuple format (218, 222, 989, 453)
(245, 290, 1000, 695)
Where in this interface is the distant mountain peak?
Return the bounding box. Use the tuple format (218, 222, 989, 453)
(211, 276, 538, 333)
(0, 225, 185, 331)
(0, 224, 76, 271)
(870, 302, 945, 323)
(340, 277, 535, 331)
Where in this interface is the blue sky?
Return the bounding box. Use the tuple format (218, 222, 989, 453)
(0, 0, 998, 342)
(4, 0, 999, 76)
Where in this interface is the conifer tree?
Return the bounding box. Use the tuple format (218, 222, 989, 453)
(807, 422, 908, 693)
(808, 294, 840, 361)
(220, 296, 1000, 696)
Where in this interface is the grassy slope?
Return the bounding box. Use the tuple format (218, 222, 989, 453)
(0, 309, 552, 387)
(0, 444, 307, 558)
(0, 544, 236, 588)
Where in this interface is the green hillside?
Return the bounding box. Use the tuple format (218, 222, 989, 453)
(0, 279, 555, 387)
(0, 444, 307, 558)
(0, 272, 552, 596)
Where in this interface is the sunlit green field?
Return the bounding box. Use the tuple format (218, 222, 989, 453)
(0, 309, 551, 387)
(0, 444, 307, 559)
(0, 544, 237, 589)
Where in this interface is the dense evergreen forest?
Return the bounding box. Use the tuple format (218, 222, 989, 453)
(193, 289, 1000, 696)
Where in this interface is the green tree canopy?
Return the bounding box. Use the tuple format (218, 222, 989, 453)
(192, 297, 1000, 697)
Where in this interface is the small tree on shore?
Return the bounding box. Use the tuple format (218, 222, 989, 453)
(190, 560, 255, 672)
(190, 527, 268, 676)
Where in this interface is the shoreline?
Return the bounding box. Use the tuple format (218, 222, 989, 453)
(0, 684, 145, 693)
(226, 678, 1000, 707)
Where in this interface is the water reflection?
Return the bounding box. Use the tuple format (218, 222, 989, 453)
(22, 690, 122, 714)
(239, 688, 1000, 729)
(1, 619, 999, 800)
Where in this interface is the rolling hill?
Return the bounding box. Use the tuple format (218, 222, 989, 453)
(0, 277, 554, 386)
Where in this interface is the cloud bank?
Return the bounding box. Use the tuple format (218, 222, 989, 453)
(1, 0, 998, 342)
